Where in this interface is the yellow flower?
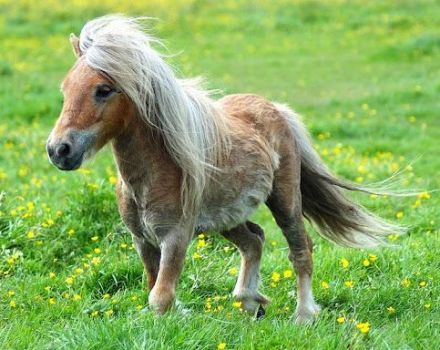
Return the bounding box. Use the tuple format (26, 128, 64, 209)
(356, 322, 370, 334)
(26, 230, 35, 239)
(419, 281, 427, 288)
(91, 257, 101, 265)
(368, 254, 377, 262)
(192, 252, 202, 259)
(355, 176, 364, 183)
(49, 272, 56, 278)
(418, 191, 431, 199)
(8, 290, 15, 297)
(105, 309, 114, 317)
(73, 294, 81, 301)
(336, 316, 345, 324)
(94, 248, 101, 254)
(218, 343, 226, 350)
(197, 239, 206, 248)
(103, 293, 111, 300)
(10, 300, 17, 308)
(396, 212, 404, 219)
(362, 259, 370, 267)
(424, 303, 431, 309)
(232, 301, 242, 309)
(321, 281, 329, 289)
(68, 229, 75, 236)
(49, 298, 56, 305)
(387, 306, 396, 314)
(388, 234, 399, 241)
(411, 199, 421, 209)
(65, 277, 74, 285)
(136, 305, 143, 311)
(228, 267, 238, 276)
(271, 272, 281, 283)
(74, 268, 84, 275)
(109, 176, 117, 184)
(401, 278, 411, 288)
(44, 219, 55, 227)
(91, 236, 99, 241)
(120, 243, 127, 249)
(340, 258, 349, 269)
(91, 310, 99, 317)
(283, 270, 293, 278)
(87, 183, 99, 190)
(344, 280, 354, 288)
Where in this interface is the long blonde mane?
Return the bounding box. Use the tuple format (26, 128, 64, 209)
(77, 15, 231, 224)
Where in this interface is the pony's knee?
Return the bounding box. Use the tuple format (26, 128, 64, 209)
(289, 249, 313, 276)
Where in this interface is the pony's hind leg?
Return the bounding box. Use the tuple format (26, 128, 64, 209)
(266, 165, 321, 324)
(221, 221, 269, 316)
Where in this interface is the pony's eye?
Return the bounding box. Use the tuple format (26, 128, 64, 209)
(94, 85, 114, 102)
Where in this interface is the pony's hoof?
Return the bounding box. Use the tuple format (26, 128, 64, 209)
(256, 305, 266, 319)
(294, 303, 321, 325)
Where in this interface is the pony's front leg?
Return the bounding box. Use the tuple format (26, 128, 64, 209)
(132, 236, 161, 290)
(148, 228, 191, 314)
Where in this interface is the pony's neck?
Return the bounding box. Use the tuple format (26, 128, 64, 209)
(111, 112, 173, 194)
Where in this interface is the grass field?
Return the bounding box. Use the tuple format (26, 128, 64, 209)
(1, 0, 439, 349)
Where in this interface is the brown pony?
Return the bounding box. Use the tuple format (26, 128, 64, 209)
(46, 16, 403, 323)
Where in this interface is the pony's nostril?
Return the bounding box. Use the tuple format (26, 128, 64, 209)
(56, 143, 71, 157)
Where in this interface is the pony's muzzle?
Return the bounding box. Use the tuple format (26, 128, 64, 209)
(46, 139, 83, 171)
(46, 129, 95, 171)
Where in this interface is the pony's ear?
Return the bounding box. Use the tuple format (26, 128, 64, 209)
(69, 33, 82, 58)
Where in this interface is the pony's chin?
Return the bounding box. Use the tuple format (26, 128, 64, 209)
(52, 152, 85, 171)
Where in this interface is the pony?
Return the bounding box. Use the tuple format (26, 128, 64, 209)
(46, 15, 403, 323)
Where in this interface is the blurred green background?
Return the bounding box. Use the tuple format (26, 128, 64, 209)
(0, 1, 439, 349)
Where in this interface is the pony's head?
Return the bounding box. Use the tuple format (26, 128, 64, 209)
(47, 54, 133, 170)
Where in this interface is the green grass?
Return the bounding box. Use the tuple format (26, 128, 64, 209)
(1, 0, 439, 349)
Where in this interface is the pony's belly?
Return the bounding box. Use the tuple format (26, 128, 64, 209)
(197, 187, 270, 232)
